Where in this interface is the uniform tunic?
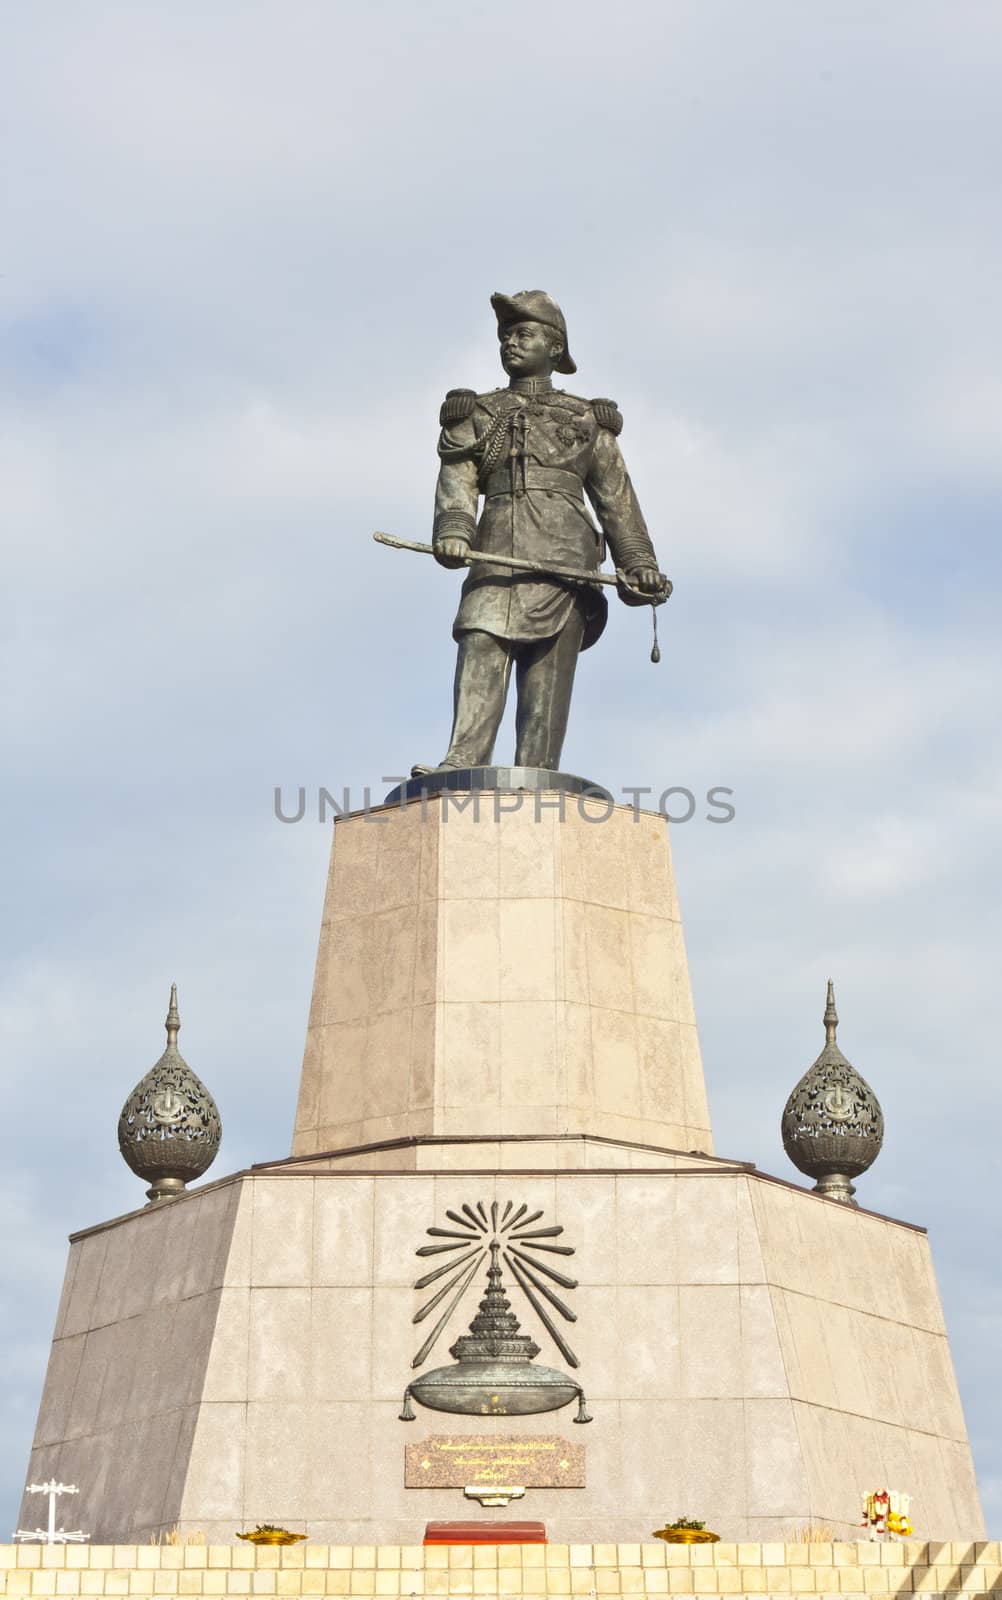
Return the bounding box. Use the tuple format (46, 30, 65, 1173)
(433, 376, 657, 652)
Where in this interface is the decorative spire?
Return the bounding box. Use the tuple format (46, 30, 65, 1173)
(781, 981, 884, 1205)
(118, 984, 222, 1205)
(824, 979, 838, 1044)
(166, 983, 180, 1046)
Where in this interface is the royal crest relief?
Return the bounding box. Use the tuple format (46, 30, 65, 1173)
(399, 1200, 591, 1424)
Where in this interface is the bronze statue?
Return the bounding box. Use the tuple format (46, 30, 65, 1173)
(397, 291, 670, 775)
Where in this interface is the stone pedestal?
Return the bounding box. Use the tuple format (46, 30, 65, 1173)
(17, 792, 986, 1544)
(20, 1166, 984, 1544)
(293, 794, 713, 1158)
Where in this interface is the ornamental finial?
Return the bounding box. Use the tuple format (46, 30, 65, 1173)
(781, 982, 884, 1205)
(118, 985, 221, 1204)
(166, 983, 181, 1046)
(824, 979, 838, 1044)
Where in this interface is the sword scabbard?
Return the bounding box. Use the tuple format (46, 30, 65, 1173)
(373, 530, 670, 600)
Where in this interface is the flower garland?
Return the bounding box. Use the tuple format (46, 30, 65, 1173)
(861, 1490, 913, 1540)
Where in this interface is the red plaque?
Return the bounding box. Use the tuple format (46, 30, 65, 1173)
(423, 1521, 547, 1545)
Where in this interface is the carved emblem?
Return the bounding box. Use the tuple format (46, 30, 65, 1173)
(399, 1200, 591, 1425)
(151, 1088, 187, 1125)
(822, 1083, 855, 1123)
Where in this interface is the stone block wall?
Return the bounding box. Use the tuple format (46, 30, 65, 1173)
(293, 799, 713, 1157)
(2, 1541, 1001, 1599)
(20, 1166, 983, 1543)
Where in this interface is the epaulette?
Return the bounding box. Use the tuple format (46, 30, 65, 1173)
(590, 397, 623, 436)
(439, 388, 477, 426)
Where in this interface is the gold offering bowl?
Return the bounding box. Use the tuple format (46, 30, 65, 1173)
(653, 1528, 720, 1545)
(236, 1530, 307, 1547)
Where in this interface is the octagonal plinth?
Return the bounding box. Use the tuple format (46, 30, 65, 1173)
(19, 1165, 984, 1543)
(293, 791, 713, 1158)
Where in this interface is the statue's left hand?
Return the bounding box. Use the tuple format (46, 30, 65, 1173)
(627, 566, 669, 596)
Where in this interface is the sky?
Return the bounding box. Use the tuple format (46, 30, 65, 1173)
(3, 0, 1001, 1537)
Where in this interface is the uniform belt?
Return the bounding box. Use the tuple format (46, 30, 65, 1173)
(484, 466, 585, 500)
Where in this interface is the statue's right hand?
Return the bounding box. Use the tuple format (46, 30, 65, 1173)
(434, 538, 472, 570)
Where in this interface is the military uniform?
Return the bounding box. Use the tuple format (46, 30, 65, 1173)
(425, 292, 662, 773)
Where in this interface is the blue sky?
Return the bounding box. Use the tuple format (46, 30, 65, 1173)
(3, 0, 1000, 1536)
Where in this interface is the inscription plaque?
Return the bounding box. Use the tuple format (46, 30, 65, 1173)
(405, 1435, 585, 1489)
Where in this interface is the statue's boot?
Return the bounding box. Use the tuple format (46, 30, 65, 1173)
(410, 760, 467, 778)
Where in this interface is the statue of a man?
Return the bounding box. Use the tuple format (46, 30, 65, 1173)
(413, 290, 668, 775)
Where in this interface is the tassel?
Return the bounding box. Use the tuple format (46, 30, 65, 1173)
(573, 1389, 592, 1424)
(399, 1389, 416, 1421)
(650, 606, 661, 664)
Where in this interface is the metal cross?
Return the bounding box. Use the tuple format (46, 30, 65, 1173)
(13, 1481, 88, 1544)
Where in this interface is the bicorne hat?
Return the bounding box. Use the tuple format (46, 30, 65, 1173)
(490, 290, 577, 375)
